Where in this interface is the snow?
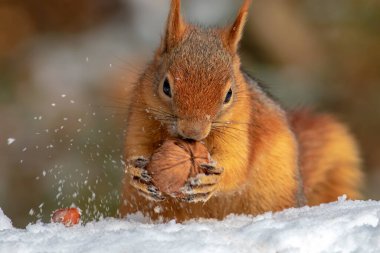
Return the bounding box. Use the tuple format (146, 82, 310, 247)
(0, 209, 12, 231)
(1, 199, 380, 253)
(7, 138, 15, 145)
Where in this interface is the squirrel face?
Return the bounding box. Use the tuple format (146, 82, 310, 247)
(140, 0, 251, 141)
(158, 28, 234, 141)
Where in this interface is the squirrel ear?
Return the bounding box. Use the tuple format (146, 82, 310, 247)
(163, 0, 186, 52)
(223, 0, 252, 53)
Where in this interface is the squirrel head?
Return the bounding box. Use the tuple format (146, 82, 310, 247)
(140, 0, 252, 141)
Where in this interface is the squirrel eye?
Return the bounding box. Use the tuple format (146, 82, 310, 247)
(224, 88, 233, 104)
(163, 78, 172, 98)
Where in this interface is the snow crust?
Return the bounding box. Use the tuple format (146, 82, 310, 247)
(0, 209, 12, 231)
(1, 200, 380, 253)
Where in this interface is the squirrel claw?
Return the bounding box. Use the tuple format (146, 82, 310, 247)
(130, 178, 166, 202)
(179, 171, 222, 203)
(138, 190, 166, 202)
(179, 193, 213, 203)
(133, 157, 149, 168)
(126, 157, 166, 202)
(127, 166, 152, 182)
(187, 174, 220, 187)
(200, 163, 224, 175)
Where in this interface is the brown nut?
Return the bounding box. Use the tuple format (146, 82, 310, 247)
(51, 208, 81, 227)
(147, 139, 211, 196)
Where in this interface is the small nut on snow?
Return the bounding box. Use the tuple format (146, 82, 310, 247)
(147, 139, 211, 196)
(51, 208, 81, 227)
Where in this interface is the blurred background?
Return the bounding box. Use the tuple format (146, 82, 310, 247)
(0, 0, 379, 228)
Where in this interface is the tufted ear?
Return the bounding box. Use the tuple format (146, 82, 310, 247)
(163, 0, 186, 52)
(223, 0, 252, 53)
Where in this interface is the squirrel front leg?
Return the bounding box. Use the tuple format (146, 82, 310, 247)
(179, 131, 250, 202)
(126, 157, 166, 201)
(123, 109, 168, 202)
(178, 161, 224, 203)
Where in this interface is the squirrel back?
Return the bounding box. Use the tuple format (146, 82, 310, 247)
(120, 0, 363, 221)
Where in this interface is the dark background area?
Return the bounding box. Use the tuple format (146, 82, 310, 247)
(0, 0, 379, 228)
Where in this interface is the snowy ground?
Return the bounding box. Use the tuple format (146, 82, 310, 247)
(1, 198, 380, 253)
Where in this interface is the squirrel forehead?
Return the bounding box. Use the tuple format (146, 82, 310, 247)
(167, 27, 233, 84)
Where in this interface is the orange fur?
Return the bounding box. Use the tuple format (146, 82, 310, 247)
(120, 0, 362, 221)
(289, 110, 363, 205)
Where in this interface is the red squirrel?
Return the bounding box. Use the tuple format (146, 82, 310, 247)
(120, 0, 363, 221)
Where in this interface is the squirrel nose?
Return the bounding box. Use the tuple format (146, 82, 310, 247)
(177, 120, 211, 141)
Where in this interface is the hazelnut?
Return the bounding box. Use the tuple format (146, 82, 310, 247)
(147, 139, 211, 196)
(51, 208, 81, 226)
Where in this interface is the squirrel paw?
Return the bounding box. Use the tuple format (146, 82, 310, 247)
(179, 162, 224, 203)
(126, 157, 166, 202)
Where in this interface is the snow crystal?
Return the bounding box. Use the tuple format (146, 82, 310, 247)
(7, 138, 15, 145)
(0, 209, 12, 231)
(1, 200, 380, 253)
(154, 206, 162, 214)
